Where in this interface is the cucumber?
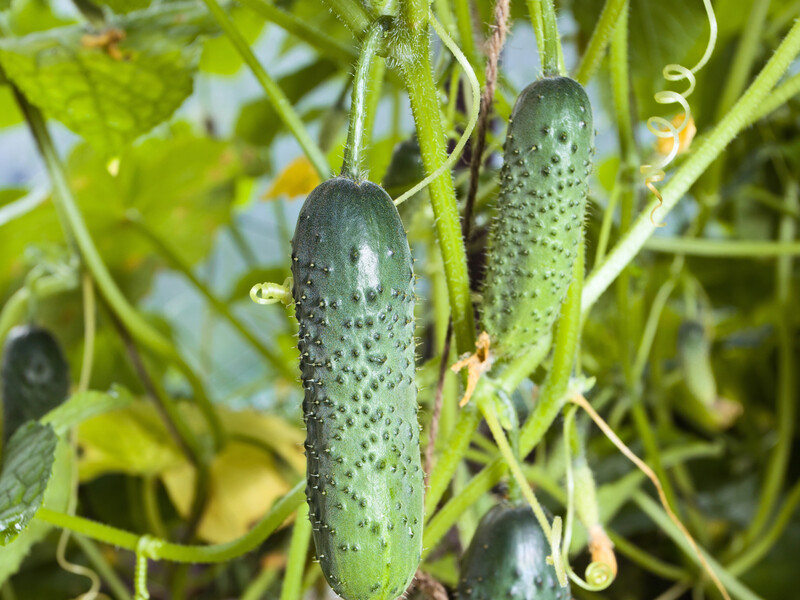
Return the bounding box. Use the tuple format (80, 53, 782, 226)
(382, 137, 424, 197)
(1, 325, 70, 443)
(291, 176, 423, 600)
(481, 76, 593, 357)
(458, 503, 571, 600)
(678, 320, 716, 407)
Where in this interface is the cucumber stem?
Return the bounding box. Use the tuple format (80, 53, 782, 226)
(573, 0, 628, 85)
(279, 503, 311, 600)
(400, 24, 476, 355)
(342, 22, 385, 180)
(35, 482, 306, 563)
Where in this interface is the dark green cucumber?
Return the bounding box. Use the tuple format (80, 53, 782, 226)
(382, 137, 424, 197)
(481, 76, 593, 357)
(1, 325, 70, 443)
(458, 503, 572, 600)
(292, 176, 423, 600)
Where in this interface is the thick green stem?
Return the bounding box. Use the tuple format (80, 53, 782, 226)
(129, 216, 296, 381)
(527, 0, 564, 76)
(573, 0, 627, 85)
(400, 31, 476, 355)
(36, 482, 305, 563)
(748, 72, 800, 124)
(202, 0, 329, 178)
(582, 20, 800, 313)
(746, 181, 797, 541)
(16, 93, 224, 449)
(342, 23, 384, 179)
(400, 0, 429, 31)
(424, 407, 482, 516)
(321, 0, 371, 36)
(279, 503, 311, 600)
(644, 236, 800, 257)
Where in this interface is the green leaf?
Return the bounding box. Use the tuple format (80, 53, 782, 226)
(77, 401, 184, 480)
(95, 0, 152, 15)
(6, 0, 75, 36)
(0, 1, 218, 155)
(0, 87, 23, 129)
(234, 59, 339, 147)
(199, 6, 265, 75)
(43, 385, 134, 435)
(0, 437, 74, 585)
(0, 421, 57, 545)
(0, 126, 242, 300)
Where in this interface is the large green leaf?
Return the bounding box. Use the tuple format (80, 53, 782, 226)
(0, 1, 218, 155)
(0, 421, 57, 544)
(0, 126, 242, 299)
(0, 437, 73, 585)
(43, 385, 134, 435)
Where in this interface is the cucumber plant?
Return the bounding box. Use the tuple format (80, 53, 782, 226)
(0, 0, 795, 599)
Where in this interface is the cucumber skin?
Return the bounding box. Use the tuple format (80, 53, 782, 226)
(458, 503, 572, 600)
(481, 76, 593, 357)
(1, 325, 70, 443)
(291, 177, 423, 600)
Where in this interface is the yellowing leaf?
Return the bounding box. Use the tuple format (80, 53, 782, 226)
(219, 410, 305, 474)
(161, 442, 291, 544)
(263, 157, 320, 202)
(77, 402, 184, 481)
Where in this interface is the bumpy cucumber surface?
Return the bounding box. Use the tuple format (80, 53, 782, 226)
(1, 325, 70, 442)
(481, 76, 593, 357)
(458, 503, 572, 600)
(291, 176, 423, 600)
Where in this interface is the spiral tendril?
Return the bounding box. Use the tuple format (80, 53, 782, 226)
(250, 278, 293, 306)
(641, 0, 717, 225)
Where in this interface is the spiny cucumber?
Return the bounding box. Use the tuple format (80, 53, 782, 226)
(291, 176, 423, 600)
(458, 503, 572, 600)
(481, 76, 593, 357)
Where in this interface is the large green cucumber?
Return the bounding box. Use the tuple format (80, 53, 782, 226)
(458, 503, 572, 600)
(291, 176, 423, 600)
(481, 76, 593, 357)
(1, 325, 70, 443)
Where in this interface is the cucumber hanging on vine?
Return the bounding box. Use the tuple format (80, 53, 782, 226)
(291, 20, 423, 600)
(1, 325, 70, 443)
(480, 76, 594, 358)
(458, 502, 572, 600)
